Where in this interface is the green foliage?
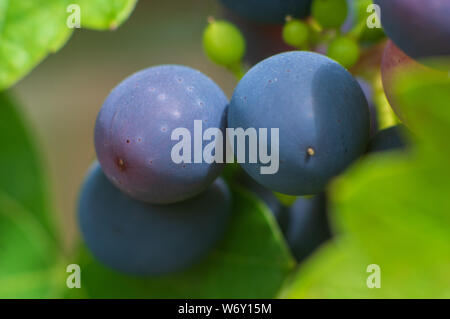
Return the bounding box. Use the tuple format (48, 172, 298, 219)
(67, 188, 295, 298)
(0, 93, 62, 298)
(312, 0, 348, 29)
(72, 0, 137, 30)
(281, 67, 450, 298)
(0, 0, 137, 90)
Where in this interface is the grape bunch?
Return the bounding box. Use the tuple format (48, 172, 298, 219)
(79, 0, 448, 275)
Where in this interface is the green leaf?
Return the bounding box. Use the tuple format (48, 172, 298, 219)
(67, 187, 295, 298)
(279, 239, 383, 298)
(72, 0, 137, 30)
(282, 66, 450, 298)
(0, 93, 62, 298)
(0, 0, 137, 90)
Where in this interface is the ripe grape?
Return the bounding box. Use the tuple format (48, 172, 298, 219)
(278, 193, 332, 262)
(95, 65, 228, 204)
(222, 8, 293, 65)
(219, 0, 313, 25)
(78, 163, 231, 275)
(374, 0, 450, 59)
(356, 78, 378, 137)
(228, 51, 370, 195)
(369, 125, 409, 153)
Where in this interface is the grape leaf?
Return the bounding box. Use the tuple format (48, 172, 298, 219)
(0, 0, 137, 90)
(66, 187, 295, 298)
(0, 93, 63, 298)
(72, 0, 137, 30)
(282, 65, 450, 298)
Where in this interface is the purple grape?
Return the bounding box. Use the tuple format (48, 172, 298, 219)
(374, 0, 450, 59)
(78, 162, 231, 275)
(95, 65, 228, 204)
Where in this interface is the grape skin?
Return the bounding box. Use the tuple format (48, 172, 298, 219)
(374, 0, 450, 59)
(78, 163, 231, 275)
(94, 65, 228, 204)
(228, 51, 370, 195)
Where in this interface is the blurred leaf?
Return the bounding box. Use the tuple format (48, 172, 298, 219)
(73, 0, 137, 30)
(279, 239, 383, 298)
(0, 93, 62, 298)
(67, 187, 295, 298)
(0, 0, 137, 90)
(282, 66, 450, 298)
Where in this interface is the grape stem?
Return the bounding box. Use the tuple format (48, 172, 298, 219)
(227, 62, 246, 81)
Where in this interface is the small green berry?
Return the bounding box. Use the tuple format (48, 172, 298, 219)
(282, 19, 310, 49)
(203, 19, 246, 67)
(327, 36, 361, 69)
(312, 0, 348, 29)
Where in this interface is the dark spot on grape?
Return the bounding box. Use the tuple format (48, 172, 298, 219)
(126, 139, 130, 144)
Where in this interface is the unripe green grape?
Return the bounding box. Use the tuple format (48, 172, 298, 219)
(282, 19, 310, 49)
(312, 0, 348, 29)
(327, 37, 360, 69)
(203, 19, 246, 67)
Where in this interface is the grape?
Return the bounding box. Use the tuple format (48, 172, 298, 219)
(228, 52, 370, 195)
(78, 163, 231, 275)
(236, 170, 283, 220)
(312, 0, 348, 29)
(327, 37, 360, 69)
(222, 9, 292, 65)
(356, 78, 378, 137)
(282, 19, 310, 49)
(219, 0, 313, 25)
(368, 125, 409, 153)
(203, 19, 246, 67)
(95, 65, 228, 204)
(374, 0, 450, 59)
(277, 193, 332, 262)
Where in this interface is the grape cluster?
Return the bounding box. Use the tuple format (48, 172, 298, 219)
(79, 0, 448, 275)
